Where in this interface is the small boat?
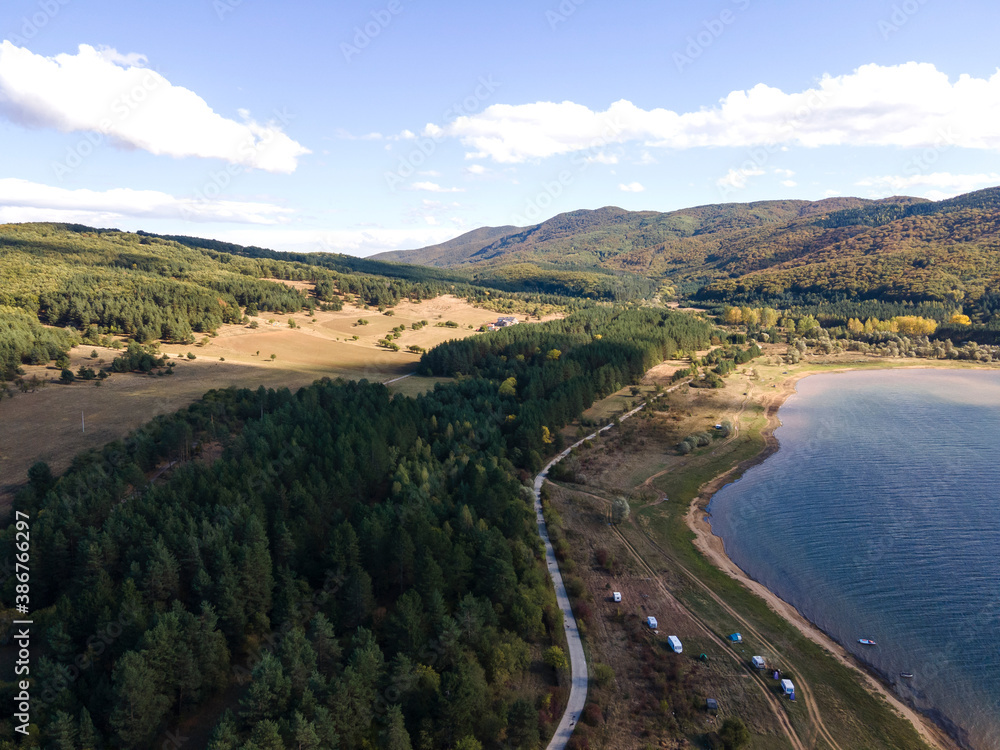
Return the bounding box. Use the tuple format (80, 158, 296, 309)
(858, 638, 877, 646)
(900, 672, 914, 679)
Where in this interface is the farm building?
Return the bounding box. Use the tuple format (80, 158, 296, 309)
(613, 592, 622, 602)
(496, 316, 519, 327)
(667, 635, 683, 653)
(646, 616, 658, 629)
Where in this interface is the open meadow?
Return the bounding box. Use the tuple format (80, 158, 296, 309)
(0, 295, 510, 506)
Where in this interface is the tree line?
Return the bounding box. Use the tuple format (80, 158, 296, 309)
(0, 306, 714, 749)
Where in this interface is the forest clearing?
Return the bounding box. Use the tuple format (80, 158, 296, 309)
(0, 294, 520, 506)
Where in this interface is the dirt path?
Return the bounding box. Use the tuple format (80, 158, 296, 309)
(567, 484, 807, 750)
(632, 514, 841, 750)
(535, 381, 692, 748)
(686, 371, 958, 750)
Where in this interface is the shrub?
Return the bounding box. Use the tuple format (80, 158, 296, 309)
(592, 663, 615, 688)
(582, 703, 603, 726)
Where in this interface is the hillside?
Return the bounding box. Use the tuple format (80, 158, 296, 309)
(376, 188, 1000, 327)
(0, 223, 601, 380)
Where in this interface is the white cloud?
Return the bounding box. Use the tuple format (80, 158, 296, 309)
(585, 152, 619, 165)
(0, 42, 310, 172)
(0, 178, 293, 224)
(465, 164, 488, 175)
(334, 128, 383, 141)
(636, 150, 658, 165)
(774, 168, 795, 177)
(856, 171, 1000, 196)
(213, 227, 463, 257)
(410, 181, 464, 193)
(781, 180, 798, 187)
(619, 182, 645, 192)
(434, 63, 1000, 163)
(717, 168, 764, 190)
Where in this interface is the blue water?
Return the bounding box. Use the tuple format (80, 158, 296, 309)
(708, 369, 1000, 750)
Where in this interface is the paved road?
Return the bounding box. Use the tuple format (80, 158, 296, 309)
(534, 400, 652, 749)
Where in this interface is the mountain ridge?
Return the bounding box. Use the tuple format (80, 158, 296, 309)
(371, 188, 1000, 310)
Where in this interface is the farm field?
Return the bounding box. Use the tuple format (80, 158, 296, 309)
(0, 295, 516, 506)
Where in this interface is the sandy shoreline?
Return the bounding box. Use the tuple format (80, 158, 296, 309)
(685, 364, 965, 750)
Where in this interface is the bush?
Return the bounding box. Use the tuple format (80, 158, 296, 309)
(582, 703, 603, 726)
(187, 352, 196, 360)
(543, 646, 569, 671)
(719, 717, 751, 749)
(592, 663, 615, 688)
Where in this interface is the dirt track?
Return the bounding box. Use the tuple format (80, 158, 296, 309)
(686, 369, 957, 750)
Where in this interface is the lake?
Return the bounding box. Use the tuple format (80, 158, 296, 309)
(708, 369, 1000, 750)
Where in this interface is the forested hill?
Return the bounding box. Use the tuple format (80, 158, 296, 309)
(0, 222, 603, 381)
(374, 188, 1000, 317)
(0, 307, 715, 749)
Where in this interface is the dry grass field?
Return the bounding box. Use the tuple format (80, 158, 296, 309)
(0, 295, 507, 506)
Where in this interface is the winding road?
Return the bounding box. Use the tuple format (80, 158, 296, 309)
(534, 382, 688, 749)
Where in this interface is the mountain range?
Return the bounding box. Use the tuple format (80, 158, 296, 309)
(375, 188, 1000, 310)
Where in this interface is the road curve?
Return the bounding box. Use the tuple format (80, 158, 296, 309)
(536, 381, 686, 749)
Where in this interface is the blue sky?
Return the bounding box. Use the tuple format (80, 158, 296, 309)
(2, 0, 1000, 255)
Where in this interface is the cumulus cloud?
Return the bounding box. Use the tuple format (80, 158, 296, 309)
(0, 42, 310, 172)
(857, 171, 1000, 196)
(214, 227, 463, 257)
(464, 164, 488, 175)
(717, 168, 764, 190)
(410, 181, 464, 193)
(433, 63, 1000, 162)
(618, 182, 645, 192)
(0, 178, 293, 224)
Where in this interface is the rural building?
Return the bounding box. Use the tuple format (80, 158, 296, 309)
(496, 316, 519, 327)
(613, 592, 622, 602)
(752, 655, 766, 669)
(646, 616, 658, 629)
(667, 635, 683, 653)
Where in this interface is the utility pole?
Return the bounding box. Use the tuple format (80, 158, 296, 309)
(82, 410, 85, 434)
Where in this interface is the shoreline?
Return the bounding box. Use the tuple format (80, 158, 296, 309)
(684, 363, 970, 750)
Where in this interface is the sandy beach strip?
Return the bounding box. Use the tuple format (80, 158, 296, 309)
(685, 366, 961, 750)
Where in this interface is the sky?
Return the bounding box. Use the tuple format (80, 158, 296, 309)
(2, 0, 1000, 256)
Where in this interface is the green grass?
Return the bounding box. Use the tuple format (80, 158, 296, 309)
(635, 397, 937, 750)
